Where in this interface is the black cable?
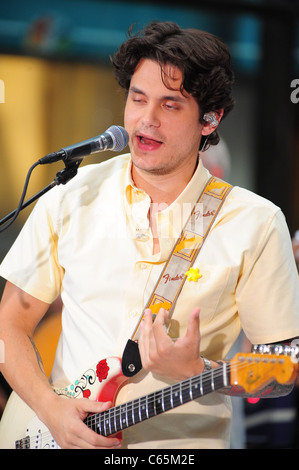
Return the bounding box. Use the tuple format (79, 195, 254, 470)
(0, 160, 81, 233)
(0, 161, 41, 233)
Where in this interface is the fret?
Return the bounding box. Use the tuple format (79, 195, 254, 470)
(181, 380, 192, 404)
(97, 415, 103, 435)
(214, 368, 226, 391)
(170, 390, 174, 408)
(162, 388, 170, 411)
(154, 391, 164, 415)
(114, 407, 118, 432)
(120, 404, 127, 429)
(138, 397, 142, 423)
(131, 402, 136, 425)
(153, 393, 157, 415)
(103, 415, 108, 436)
(211, 369, 215, 391)
(161, 389, 165, 412)
(108, 409, 112, 435)
(140, 399, 148, 421)
(179, 382, 183, 405)
(129, 403, 134, 426)
(125, 403, 129, 428)
(132, 401, 139, 425)
(117, 405, 122, 431)
(172, 387, 179, 408)
(199, 374, 204, 396)
(223, 362, 228, 387)
(189, 378, 193, 401)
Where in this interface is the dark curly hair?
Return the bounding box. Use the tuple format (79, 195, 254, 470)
(111, 21, 235, 149)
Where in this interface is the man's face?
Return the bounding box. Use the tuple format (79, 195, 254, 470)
(124, 58, 204, 178)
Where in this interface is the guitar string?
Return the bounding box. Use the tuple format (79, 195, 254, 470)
(20, 356, 292, 447)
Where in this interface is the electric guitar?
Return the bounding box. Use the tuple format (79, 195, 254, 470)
(0, 351, 297, 449)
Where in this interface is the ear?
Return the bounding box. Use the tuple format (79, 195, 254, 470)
(201, 109, 224, 136)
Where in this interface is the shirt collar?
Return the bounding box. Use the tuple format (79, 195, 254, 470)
(125, 155, 211, 206)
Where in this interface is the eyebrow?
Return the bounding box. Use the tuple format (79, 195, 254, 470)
(129, 85, 187, 104)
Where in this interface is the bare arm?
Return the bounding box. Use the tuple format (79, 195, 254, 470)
(0, 281, 121, 449)
(0, 281, 51, 399)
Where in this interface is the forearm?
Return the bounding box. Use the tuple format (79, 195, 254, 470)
(0, 282, 56, 418)
(0, 320, 56, 415)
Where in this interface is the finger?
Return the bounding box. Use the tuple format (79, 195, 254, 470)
(151, 308, 171, 344)
(138, 309, 153, 365)
(142, 308, 156, 327)
(154, 307, 169, 326)
(81, 398, 113, 414)
(140, 308, 162, 348)
(74, 400, 121, 449)
(185, 307, 200, 342)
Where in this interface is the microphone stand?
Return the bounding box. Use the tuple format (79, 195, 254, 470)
(0, 161, 81, 230)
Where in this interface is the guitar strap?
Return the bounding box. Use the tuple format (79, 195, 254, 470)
(121, 176, 233, 377)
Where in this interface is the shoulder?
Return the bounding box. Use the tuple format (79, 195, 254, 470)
(43, 153, 130, 204)
(228, 185, 280, 213)
(222, 185, 282, 226)
(216, 184, 288, 246)
(28, 153, 131, 228)
(63, 152, 131, 188)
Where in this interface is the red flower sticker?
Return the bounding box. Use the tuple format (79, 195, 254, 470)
(83, 389, 91, 399)
(96, 359, 109, 382)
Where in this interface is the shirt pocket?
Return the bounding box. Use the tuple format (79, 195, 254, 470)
(174, 262, 238, 328)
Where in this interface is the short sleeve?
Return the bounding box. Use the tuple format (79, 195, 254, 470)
(0, 193, 64, 303)
(236, 208, 299, 344)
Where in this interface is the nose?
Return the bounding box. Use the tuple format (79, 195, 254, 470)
(141, 103, 161, 128)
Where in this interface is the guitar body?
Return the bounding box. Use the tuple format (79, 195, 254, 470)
(0, 357, 126, 449)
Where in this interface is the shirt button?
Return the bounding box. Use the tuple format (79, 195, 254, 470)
(140, 263, 148, 270)
(129, 310, 138, 318)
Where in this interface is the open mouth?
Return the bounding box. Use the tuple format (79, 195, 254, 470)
(136, 134, 163, 150)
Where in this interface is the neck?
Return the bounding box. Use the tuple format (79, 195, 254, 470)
(131, 159, 199, 206)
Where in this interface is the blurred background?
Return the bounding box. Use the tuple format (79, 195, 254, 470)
(0, 0, 299, 449)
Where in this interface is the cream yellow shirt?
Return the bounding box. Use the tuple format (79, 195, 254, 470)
(1, 153, 299, 448)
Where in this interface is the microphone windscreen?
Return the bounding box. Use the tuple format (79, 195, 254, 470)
(108, 126, 129, 151)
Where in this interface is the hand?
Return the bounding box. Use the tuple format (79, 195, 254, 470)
(138, 307, 204, 381)
(39, 393, 122, 449)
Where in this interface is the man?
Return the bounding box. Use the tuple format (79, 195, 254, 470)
(0, 21, 299, 449)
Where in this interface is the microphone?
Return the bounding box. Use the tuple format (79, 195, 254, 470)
(39, 125, 129, 165)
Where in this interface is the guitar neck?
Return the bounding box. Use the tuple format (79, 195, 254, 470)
(85, 363, 230, 436)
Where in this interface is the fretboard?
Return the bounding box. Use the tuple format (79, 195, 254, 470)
(85, 362, 230, 436)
